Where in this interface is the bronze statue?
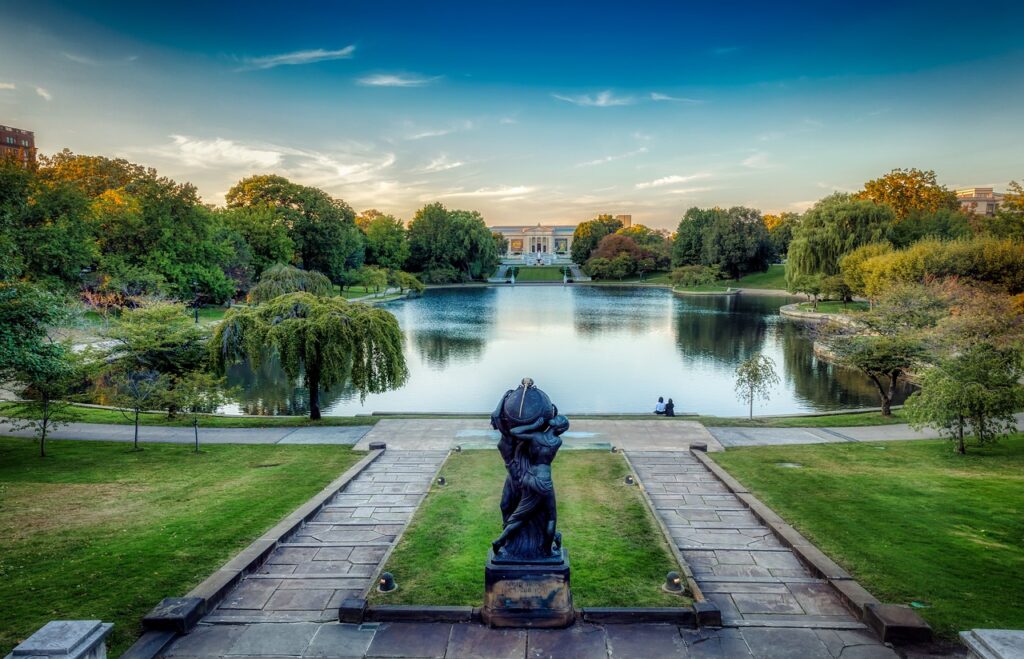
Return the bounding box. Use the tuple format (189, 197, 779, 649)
(490, 378, 567, 561)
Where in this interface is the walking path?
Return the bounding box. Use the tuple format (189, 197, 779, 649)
(626, 450, 896, 657)
(192, 450, 448, 626)
(707, 413, 1024, 448)
(0, 420, 373, 445)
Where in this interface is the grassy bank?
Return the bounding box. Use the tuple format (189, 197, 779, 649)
(724, 264, 787, 289)
(369, 451, 688, 608)
(797, 301, 869, 314)
(513, 266, 567, 282)
(0, 403, 376, 428)
(0, 439, 362, 656)
(713, 436, 1024, 636)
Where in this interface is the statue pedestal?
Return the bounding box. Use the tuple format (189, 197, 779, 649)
(481, 548, 574, 628)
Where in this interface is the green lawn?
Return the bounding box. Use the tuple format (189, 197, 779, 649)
(797, 301, 870, 314)
(724, 263, 787, 289)
(513, 266, 568, 282)
(0, 403, 376, 428)
(672, 284, 733, 293)
(369, 451, 688, 608)
(82, 306, 228, 326)
(0, 438, 362, 656)
(713, 436, 1024, 637)
(694, 409, 905, 427)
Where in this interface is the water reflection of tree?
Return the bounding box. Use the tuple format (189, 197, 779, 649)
(224, 354, 348, 416)
(672, 296, 769, 366)
(407, 289, 495, 368)
(778, 321, 914, 411)
(573, 287, 666, 336)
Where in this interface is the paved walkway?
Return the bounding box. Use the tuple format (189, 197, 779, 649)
(162, 620, 896, 658)
(708, 413, 1024, 448)
(184, 450, 447, 625)
(626, 450, 895, 657)
(353, 419, 722, 451)
(0, 420, 373, 445)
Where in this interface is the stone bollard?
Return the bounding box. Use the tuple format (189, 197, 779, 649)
(4, 621, 113, 659)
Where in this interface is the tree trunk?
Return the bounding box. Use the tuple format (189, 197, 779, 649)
(133, 409, 140, 450)
(957, 415, 965, 455)
(40, 398, 48, 458)
(194, 418, 200, 454)
(749, 385, 754, 419)
(308, 366, 322, 421)
(883, 371, 900, 417)
(868, 374, 891, 416)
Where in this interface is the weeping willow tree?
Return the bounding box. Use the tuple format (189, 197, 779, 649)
(247, 263, 334, 304)
(786, 193, 894, 291)
(210, 292, 407, 419)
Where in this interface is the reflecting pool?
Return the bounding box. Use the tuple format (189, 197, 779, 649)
(222, 286, 911, 416)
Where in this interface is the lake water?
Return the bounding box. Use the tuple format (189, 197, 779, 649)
(222, 286, 910, 417)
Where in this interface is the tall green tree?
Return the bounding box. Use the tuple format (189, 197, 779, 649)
(406, 203, 498, 281)
(786, 194, 894, 290)
(221, 204, 295, 278)
(0, 283, 84, 457)
(700, 208, 771, 279)
(210, 292, 408, 420)
(360, 212, 410, 271)
(570, 215, 623, 265)
(905, 344, 1024, 454)
(734, 354, 780, 419)
(247, 264, 333, 304)
(226, 175, 364, 284)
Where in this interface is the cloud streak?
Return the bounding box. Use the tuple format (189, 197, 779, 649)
(237, 46, 356, 71)
(165, 135, 283, 168)
(635, 173, 710, 190)
(0, 83, 15, 90)
(358, 73, 439, 87)
(552, 90, 634, 107)
(420, 155, 464, 173)
(650, 92, 703, 104)
(576, 147, 648, 167)
(35, 87, 52, 101)
(437, 185, 535, 199)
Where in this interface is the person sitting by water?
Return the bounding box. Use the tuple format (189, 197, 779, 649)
(654, 397, 666, 415)
(665, 398, 675, 417)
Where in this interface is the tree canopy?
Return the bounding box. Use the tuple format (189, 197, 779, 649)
(359, 210, 410, 271)
(247, 263, 334, 304)
(858, 168, 958, 221)
(406, 203, 499, 282)
(786, 193, 894, 289)
(209, 292, 407, 419)
(570, 215, 623, 265)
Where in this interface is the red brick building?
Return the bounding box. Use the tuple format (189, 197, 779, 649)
(0, 124, 36, 163)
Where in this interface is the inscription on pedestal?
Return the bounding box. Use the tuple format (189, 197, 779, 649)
(482, 549, 574, 628)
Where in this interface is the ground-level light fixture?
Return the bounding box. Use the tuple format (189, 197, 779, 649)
(454, 445, 462, 452)
(378, 572, 397, 592)
(610, 446, 618, 453)
(436, 476, 446, 486)
(624, 475, 635, 486)
(664, 571, 683, 593)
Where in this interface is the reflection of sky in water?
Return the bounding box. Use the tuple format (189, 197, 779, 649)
(222, 286, 911, 416)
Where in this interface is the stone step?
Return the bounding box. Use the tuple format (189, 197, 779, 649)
(246, 573, 370, 581)
(679, 546, 791, 552)
(722, 618, 869, 630)
(698, 576, 825, 584)
(204, 612, 336, 624)
(279, 541, 392, 547)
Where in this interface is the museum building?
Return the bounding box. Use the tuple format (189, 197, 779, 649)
(492, 214, 631, 263)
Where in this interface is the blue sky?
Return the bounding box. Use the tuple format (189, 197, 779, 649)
(2, 0, 1023, 228)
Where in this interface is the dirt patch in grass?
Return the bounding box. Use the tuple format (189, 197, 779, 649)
(0, 482, 152, 540)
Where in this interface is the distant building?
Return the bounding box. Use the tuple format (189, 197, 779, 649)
(0, 124, 36, 164)
(491, 213, 633, 264)
(956, 187, 1004, 216)
(491, 223, 577, 263)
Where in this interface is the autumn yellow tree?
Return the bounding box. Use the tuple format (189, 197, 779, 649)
(858, 168, 958, 221)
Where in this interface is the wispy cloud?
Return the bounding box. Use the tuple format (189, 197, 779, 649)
(358, 73, 439, 87)
(0, 83, 15, 90)
(404, 120, 474, 140)
(63, 52, 139, 66)
(35, 87, 52, 101)
(500, 117, 518, 125)
(666, 186, 715, 196)
(741, 151, 770, 168)
(649, 92, 703, 104)
(236, 46, 355, 71)
(164, 135, 283, 168)
(635, 173, 710, 190)
(438, 185, 535, 199)
(63, 52, 98, 65)
(420, 154, 464, 173)
(552, 90, 634, 107)
(576, 147, 648, 167)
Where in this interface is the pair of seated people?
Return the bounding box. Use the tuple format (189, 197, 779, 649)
(654, 397, 675, 416)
